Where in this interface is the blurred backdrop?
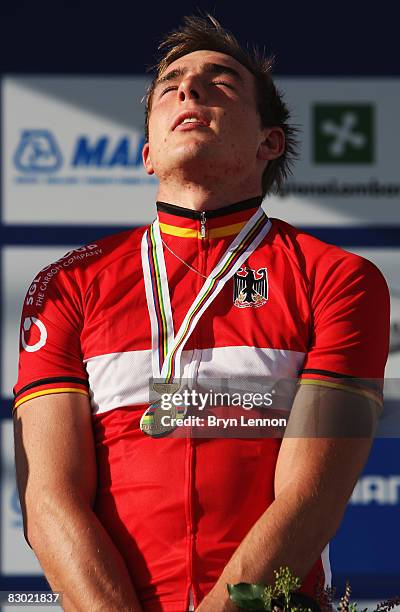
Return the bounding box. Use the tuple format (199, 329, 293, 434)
(0, 1, 399, 606)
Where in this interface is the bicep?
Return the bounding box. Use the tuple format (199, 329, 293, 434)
(274, 384, 380, 512)
(13, 392, 97, 526)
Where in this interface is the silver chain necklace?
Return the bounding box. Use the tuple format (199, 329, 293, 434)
(161, 238, 208, 279)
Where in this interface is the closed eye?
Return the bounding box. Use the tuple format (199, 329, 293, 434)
(211, 81, 234, 89)
(160, 85, 178, 96)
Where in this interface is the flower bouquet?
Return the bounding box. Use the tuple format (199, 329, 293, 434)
(227, 567, 400, 612)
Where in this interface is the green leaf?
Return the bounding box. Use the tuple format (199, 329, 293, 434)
(227, 583, 270, 610)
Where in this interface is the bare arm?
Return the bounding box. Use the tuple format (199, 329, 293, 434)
(14, 393, 143, 612)
(196, 384, 380, 611)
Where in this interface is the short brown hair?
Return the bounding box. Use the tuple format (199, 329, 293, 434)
(144, 14, 298, 196)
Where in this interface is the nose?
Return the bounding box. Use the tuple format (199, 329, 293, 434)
(178, 73, 203, 102)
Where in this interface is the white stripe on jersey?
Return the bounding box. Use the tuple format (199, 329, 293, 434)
(84, 346, 305, 414)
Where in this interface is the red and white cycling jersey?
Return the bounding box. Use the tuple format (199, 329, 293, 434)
(14, 198, 390, 611)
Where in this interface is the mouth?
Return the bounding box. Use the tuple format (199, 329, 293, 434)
(172, 112, 210, 131)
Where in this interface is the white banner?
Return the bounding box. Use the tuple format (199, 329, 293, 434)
(266, 79, 400, 226)
(2, 77, 157, 225)
(2, 77, 400, 226)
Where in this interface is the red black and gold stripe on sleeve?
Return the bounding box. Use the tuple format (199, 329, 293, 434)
(299, 369, 383, 406)
(13, 377, 90, 411)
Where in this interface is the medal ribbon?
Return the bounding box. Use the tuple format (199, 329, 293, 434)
(142, 220, 175, 377)
(141, 206, 272, 384)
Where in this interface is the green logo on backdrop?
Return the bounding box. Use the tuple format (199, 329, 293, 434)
(313, 104, 374, 163)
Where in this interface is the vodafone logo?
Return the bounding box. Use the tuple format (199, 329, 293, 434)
(21, 317, 47, 352)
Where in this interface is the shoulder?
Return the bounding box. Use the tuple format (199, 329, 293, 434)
(62, 225, 146, 276)
(23, 225, 148, 312)
(268, 217, 388, 294)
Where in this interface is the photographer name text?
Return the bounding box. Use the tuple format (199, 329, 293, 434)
(160, 415, 287, 429)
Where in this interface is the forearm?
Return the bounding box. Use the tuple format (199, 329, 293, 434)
(27, 493, 143, 612)
(200, 484, 339, 610)
(208, 395, 377, 607)
(223, 484, 335, 585)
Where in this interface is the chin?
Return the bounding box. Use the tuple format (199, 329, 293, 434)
(154, 141, 246, 178)
(172, 140, 222, 164)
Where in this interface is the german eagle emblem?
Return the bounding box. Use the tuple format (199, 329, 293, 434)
(233, 266, 268, 308)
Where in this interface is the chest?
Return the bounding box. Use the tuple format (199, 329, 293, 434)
(81, 249, 311, 414)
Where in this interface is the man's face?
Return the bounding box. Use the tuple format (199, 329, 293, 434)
(142, 50, 280, 184)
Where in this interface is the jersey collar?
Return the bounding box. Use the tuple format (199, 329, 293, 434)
(156, 197, 264, 240)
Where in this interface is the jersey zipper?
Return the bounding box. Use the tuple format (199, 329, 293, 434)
(200, 211, 206, 239)
(185, 212, 208, 610)
(198, 212, 208, 276)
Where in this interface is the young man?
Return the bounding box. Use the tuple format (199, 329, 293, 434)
(13, 15, 389, 612)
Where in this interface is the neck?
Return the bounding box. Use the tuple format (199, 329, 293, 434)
(156, 177, 263, 212)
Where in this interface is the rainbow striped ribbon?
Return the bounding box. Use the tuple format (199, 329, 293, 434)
(141, 206, 272, 385)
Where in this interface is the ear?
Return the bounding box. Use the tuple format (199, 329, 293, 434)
(257, 127, 285, 161)
(142, 142, 154, 175)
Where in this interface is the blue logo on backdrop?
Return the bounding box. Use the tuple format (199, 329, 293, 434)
(350, 474, 400, 505)
(12, 131, 153, 186)
(72, 136, 145, 167)
(14, 130, 63, 172)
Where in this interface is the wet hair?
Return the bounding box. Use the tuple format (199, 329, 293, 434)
(144, 14, 298, 196)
